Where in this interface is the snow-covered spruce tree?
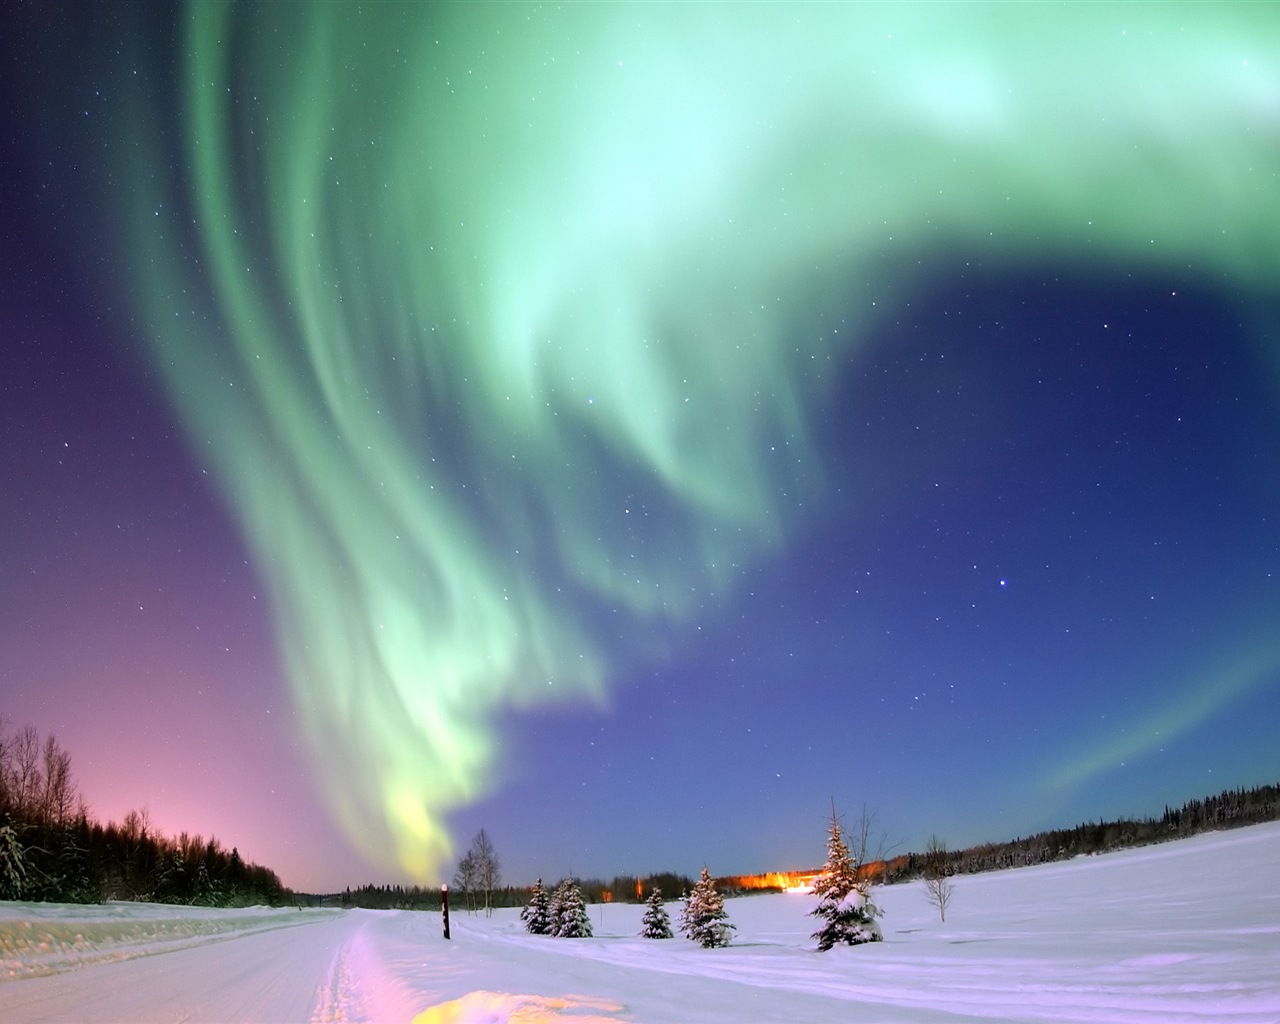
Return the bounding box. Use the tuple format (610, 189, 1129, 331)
(810, 805, 883, 950)
(521, 877, 552, 935)
(194, 859, 215, 906)
(547, 879, 564, 932)
(552, 878, 592, 937)
(0, 818, 27, 900)
(640, 886, 673, 939)
(679, 867, 735, 948)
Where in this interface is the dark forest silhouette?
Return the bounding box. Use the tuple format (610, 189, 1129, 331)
(1, 720, 284, 905)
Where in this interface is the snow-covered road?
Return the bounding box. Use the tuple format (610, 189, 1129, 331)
(1, 907, 353, 1022)
(3, 823, 1280, 1023)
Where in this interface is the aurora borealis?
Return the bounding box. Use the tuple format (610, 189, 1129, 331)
(3, 3, 1279, 890)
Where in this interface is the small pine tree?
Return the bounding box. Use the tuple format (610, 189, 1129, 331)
(640, 886, 673, 939)
(679, 867, 734, 948)
(521, 877, 552, 935)
(811, 805, 883, 950)
(552, 878, 592, 938)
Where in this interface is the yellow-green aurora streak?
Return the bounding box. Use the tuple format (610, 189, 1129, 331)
(115, 3, 1279, 879)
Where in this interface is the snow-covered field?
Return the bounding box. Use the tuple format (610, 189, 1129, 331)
(2, 822, 1278, 1023)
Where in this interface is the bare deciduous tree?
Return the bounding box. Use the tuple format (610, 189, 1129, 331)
(0, 716, 11, 814)
(10, 725, 41, 817)
(923, 834, 955, 923)
(41, 733, 75, 827)
(452, 849, 478, 913)
(471, 828, 500, 917)
(845, 804, 896, 882)
(453, 830, 501, 915)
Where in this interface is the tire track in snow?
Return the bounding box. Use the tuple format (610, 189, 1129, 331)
(311, 928, 367, 1023)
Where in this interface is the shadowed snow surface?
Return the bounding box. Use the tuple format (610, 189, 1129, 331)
(2, 822, 1278, 1022)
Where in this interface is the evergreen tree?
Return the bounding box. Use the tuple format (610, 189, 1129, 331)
(157, 850, 189, 904)
(810, 805, 883, 950)
(0, 818, 27, 900)
(194, 859, 217, 906)
(548, 879, 563, 929)
(53, 824, 95, 904)
(551, 878, 592, 938)
(640, 886, 673, 939)
(227, 846, 244, 889)
(679, 867, 734, 948)
(521, 877, 552, 935)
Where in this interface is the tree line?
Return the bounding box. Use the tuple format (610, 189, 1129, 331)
(1, 719, 285, 906)
(339, 873, 696, 913)
(337, 825, 696, 913)
(889, 781, 1280, 883)
(339, 883, 447, 910)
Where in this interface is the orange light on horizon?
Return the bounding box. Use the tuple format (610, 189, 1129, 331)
(720, 856, 907, 894)
(720, 870, 820, 892)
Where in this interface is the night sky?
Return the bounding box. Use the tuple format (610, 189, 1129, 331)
(3, 3, 1278, 893)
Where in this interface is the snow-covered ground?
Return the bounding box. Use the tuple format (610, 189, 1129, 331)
(3, 822, 1278, 1023)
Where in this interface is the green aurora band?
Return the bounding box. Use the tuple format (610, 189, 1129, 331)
(114, 3, 1279, 880)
